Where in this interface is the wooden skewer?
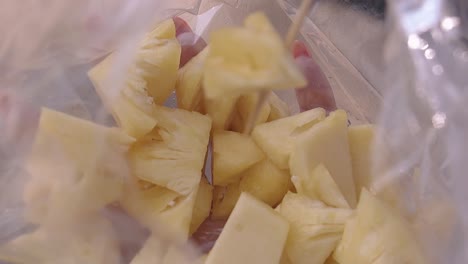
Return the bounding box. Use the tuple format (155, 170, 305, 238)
(285, 0, 314, 49)
(243, 0, 314, 135)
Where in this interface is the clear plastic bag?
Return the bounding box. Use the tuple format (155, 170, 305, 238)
(1, 0, 468, 263)
(372, 0, 468, 263)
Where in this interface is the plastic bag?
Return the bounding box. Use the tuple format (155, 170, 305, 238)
(1, 0, 468, 263)
(0, 1, 216, 263)
(372, 0, 468, 263)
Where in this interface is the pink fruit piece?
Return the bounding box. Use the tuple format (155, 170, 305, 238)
(173, 17, 207, 67)
(293, 40, 337, 112)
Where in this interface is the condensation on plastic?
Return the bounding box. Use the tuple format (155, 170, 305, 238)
(371, 0, 468, 263)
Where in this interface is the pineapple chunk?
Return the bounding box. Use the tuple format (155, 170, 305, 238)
(89, 59, 158, 138)
(280, 192, 353, 226)
(348, 124, 374, 199)
(205, 95, 239, 130)
(120, 180, 180, 229)
(206, 193, 289, 264)
(132, 235, 202, 264)
(123, 178, 209, 237)
(88, 19, 181, 138)
(239, 159, 290, 206)
(211, 182, 242, 220)
(0, 215, 120, 264)
(286, 226, 343, 264)
(190, 177, 213, 235)
(280, 192, 353, 264)
(292, 164, 349, 208)
(158, 184, 200, 237)
(268, 92, 290, 121)
(213, 131, 265, 186)
(334, 189, 425, 264)
(236, 92, 271, 131)
(25, 108, 134, 223)
(252, 107, 326, 169)
(203, 12, 306, 99)
(130, 105, 211, 195)
(176, 48, 209, 112)
(139, 20, 181, 104)
(290, 110, 357, 208)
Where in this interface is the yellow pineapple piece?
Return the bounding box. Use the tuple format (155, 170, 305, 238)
(205, 95, 239, 130)
(235, 92, 271, 131)
(211, 182, 242, 220)
(122, 179, 209, 237)
(0, 215, 120, 264)
(130, 105, 211, 195)
(176, 48, 209, 112)
(132, 234, 204, 264)
(138, 20, 181, 104)
(212, 131, 264, 186)
(203, 12, 306, 99)
(206, 193, 289, 264)
(25, 108, 134, 224)
(190, 177, 213, 235)
(120, 180, 180, 229)
(334, 189, 425, 264)
(239, 159, 290, 206)
(89, 59, 158, 138)
(290, 110, 357, 208)
(88, 19, 181, 138)
(158, 184, 200, 237)
(292, 164, 349, 208)
(280, 192, 353, 227)
(252, 107, 326, 169)
(268, 92, 290, 121)
(280, 192, 353, 264)
(348, 124, 375, 199)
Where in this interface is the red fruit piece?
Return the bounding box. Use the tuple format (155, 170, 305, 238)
(292, 40, 337, 112)
(173, 17, 192, 36)
(173, 17, 207, 67)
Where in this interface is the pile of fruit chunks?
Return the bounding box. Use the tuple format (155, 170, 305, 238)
(0, 12, 425, 264)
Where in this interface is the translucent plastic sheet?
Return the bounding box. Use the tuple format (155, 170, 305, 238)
(372, 0, 468, 263)
(1, 0, 468, 263)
